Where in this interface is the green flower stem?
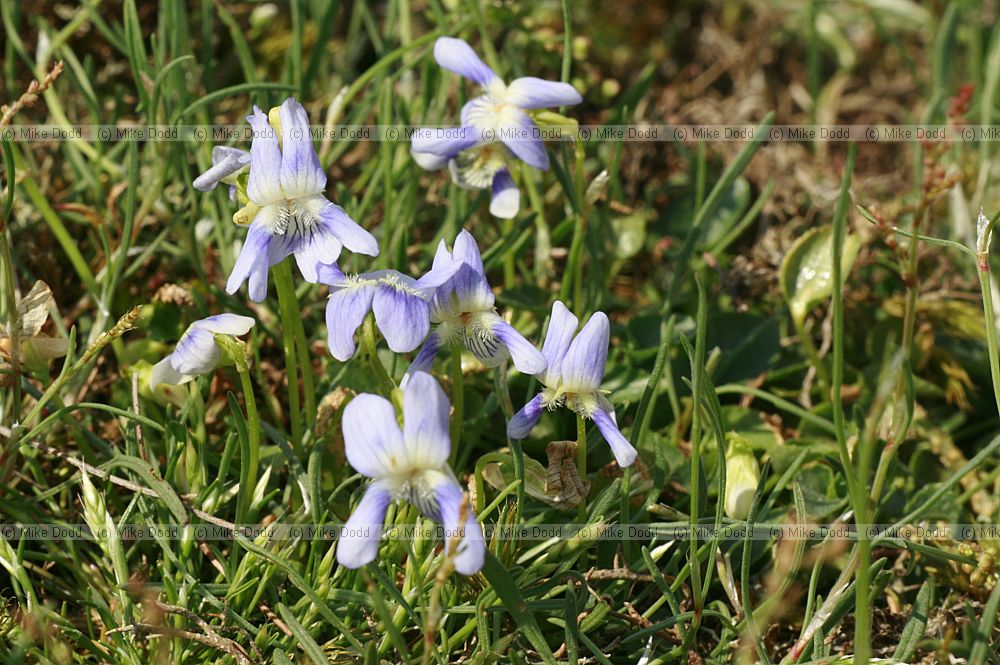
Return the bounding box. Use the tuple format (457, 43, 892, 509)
(977, 260, 1000, 417)
(234, 362, 260, 525)
(0, 225, 21, 423)
(291, 294, 316, 430)
(273, 260, 303, 449)
(448, 348, 464, 468)
(522, 170, 552, 286)
(361, 316, 394, 394)
(494, 367, 523, 526)
(576, 413, 587, 521)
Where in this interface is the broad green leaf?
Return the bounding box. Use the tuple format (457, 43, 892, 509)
(780, 225, 861, 327)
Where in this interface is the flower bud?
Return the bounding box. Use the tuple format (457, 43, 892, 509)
(724, 433, 760, 521)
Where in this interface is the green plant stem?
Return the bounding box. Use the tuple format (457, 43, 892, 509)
(362, 316, 394, 394)
(235, 364, 260, 524)
(576, 413, 587, 521)
(449, 347, 464, 468)
(292, 300, 316, 430)
(273, 260, 303, 449)
(0, 228, 20, 423)
(522, 170, 551, 286)
(977, 259, 1000, 417)
(791, 315, 830, 397)
(494, 367, 523, 526)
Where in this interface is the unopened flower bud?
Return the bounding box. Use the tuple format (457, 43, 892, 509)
(724, 433, 760, 520)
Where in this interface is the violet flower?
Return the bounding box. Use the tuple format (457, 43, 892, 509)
(411, 37, 582, 218)
(213, 98, 378, 302)
(336, 371, 485, 574)
(507, 301, 637, 468)
(405, 229, 545, 379)
(150, 314, 255, 389)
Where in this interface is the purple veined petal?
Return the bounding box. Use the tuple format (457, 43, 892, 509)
(433, 477, 485, 575)
(292, 222, 344, 283)
(278, 98, 327, 198)
(342, 393, 406, 477)
(433, 37, 499, 87)
(169, 327, 220, 376)
(491, 318, 546, 375)
(402, 371, 452, 468)
(558, 311, 610, 394)
(452, 229, 485, 274)
(410, 125, 480, 157)
(489, 168, 519, 219)
(373, 282, 431, 353)
(504, 77, 583, 109)
(411, 148, 450, 171)
(226, 220, 274, 302)
(326, 283, 376, 361)
(316, 261, 348, 287)
(316, 200, 379, 257)
(149, 356, 188, 390)
(540, 300, 578, 386)
(336, 481, 393, 569)
(450, 263, 495, 312)
(193, 314, 256, 336)
(591, 402, 638, 468)
(403, 331, 442, 382)
(245, 106, 284, 205)
(193, 146, 250, 192)
(500, 111, 549, 170)
(507, 393, 544, 439)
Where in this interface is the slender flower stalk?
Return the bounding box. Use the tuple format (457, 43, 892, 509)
(507, 300, 638, 469)
(336, 372, 485, 575)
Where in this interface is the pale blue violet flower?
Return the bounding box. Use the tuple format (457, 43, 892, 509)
(150, 314, 255, 389)
(507, 301, 638, 468)
(411, 37, 582, 219)
(405, 229, 546, 379)
(320, 259, 460, 361)
(224, 98, 378, 302)
(337, 371, 485, 574)
(193, 146, 250, 199)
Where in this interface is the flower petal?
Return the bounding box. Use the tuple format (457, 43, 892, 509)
(317, 201, 379, 257)
(226, 221, 273, 302)
(433, 37, 499, 86)
(292, 221, 344, 283)
(540, 301, 578, 385)
(505, 77, 582, 109)
(410, 126, 480, 157)
(245, 107, 284, 205)
(404, 332, 442, 379)
(402, 371, 451, 469)
(342, 393, 406, 477)
(373, 282, 430, 353)
(434, 477, 485, 575)
(413, 257, 463, 296)
(500, 112, 549, 170)
(169, 328, 220, 376)
(489, 168, 519, 218)
(326, 283, 375, 361)
(194, 314, 255, 336)
(492, 319, 545, 375)
(193, 147, 250, 192)
(411, 148, 451, 171)
(559, 311, 609, 394)
(507, 393, 544, 439)
(316, 262, 347, 286)
(591, 404, 638, 468)
(337, 481, 392, 569)
(150, 356, 188, 390)
(278, 98, 326, 198)
(452, 229, 485, 274)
